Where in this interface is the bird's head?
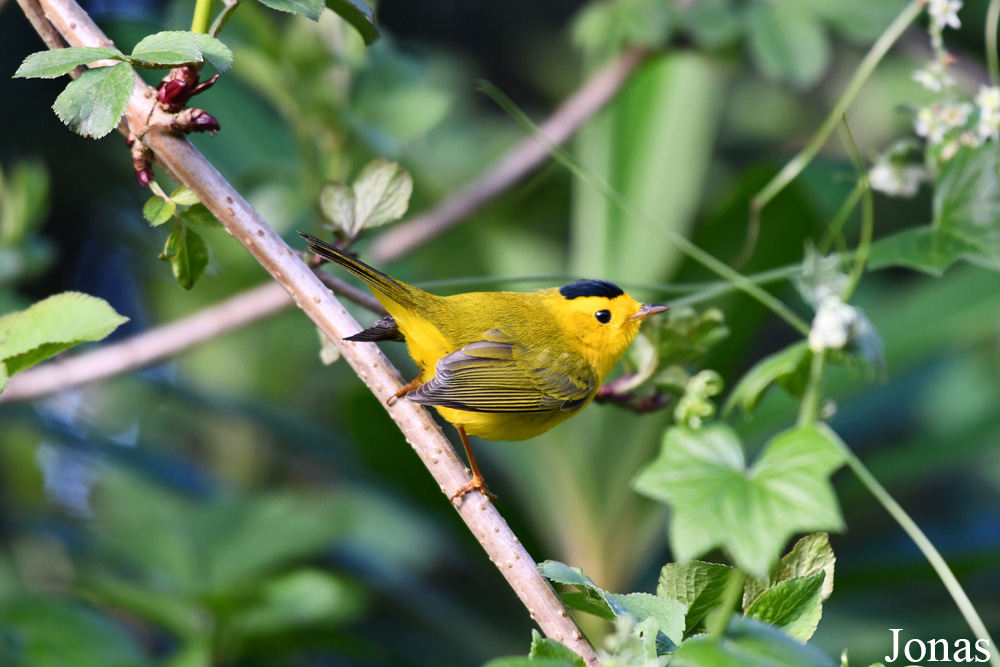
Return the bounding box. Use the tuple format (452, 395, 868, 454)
(551, 279, 668, 378)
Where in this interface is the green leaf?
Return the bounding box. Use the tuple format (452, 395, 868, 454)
(170, 185, 201, 206)
(572, 0, 675, 59)
(227, 569, 366, 637)
(647, 307, 729, 368)
(129, 31, 203, 68)
(257, 0, 324, 20)
(0, 159, 50, 245)
(14, 47, 125, 79)
(871, 142, 1000, 275)
(0, 363, 8, 393)
(657, 560, 734, 634)
(319, 181, 355, 235)
(677, 0, 742, 49)
(745, 573, 825, 641)
(352, 159, 413, 231)
(538, 560, 599, 589)
(143, 196, 176, 226)
(633, 423, 845, 577)
(744, 533, 836, 609)
(746, 1, 830, 88)
(180, 203, 222, 228)
(0, 596, 152, 667)
(0, 292, 128, 377)
(52, 62, 134, 139)
(326, 0, 380, 45)
(607, 593, 685, 645)
(529, 630, 586, 666)
(672, 616, 838, 667)
(724, 341, 810, 417)
(195, 34, 234, 73)
(159, 221, 208, 290)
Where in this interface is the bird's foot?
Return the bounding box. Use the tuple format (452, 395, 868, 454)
(450, 474, 497, 505)
(386, 377, 421, 406)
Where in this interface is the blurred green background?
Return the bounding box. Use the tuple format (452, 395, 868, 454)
(1, 0, 998, 664)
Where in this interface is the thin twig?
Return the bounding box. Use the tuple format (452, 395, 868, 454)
(15, 2, 601, 663)
(2, 46, 643, 406)
(367, 48, 648, 263)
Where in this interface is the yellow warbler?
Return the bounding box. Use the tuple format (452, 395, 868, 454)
(301, 233, 668, 502)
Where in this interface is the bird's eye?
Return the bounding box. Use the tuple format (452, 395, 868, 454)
(595, 310, 611, 324)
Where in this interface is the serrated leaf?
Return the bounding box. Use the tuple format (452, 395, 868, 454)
(352, 159, 412, 232)
(746, 1, 830, 88)
(0, 292, 128, 378)
(195, 34, 234, 73)
(744, 533, 835, 609)
(657, 560, 733, 634)
(672, 616, 838, 667)
(607, 592, 685, 645)
(633, 423, 845, 577)
(52, 62, 134, 139)
(129, 31, 203, 68)
(160, 222, 208, 289)
(724, 341, 810, 417)
(143, 196, 176, 226)
(14, 47, 125, 79)
(169, 186, 200, 206)
(539, 561, 598, 589)
(745, 573, 825, 642)
(0, 363, 8, 393)
(257, 0, 324, 20)
(319, 181, 355, 235)
(326, 0, 380, 45)
(529, 630, 586, 666)
(180, 203, 222, 228)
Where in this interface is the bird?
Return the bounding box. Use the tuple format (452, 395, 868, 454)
(300, 232, 668, 503)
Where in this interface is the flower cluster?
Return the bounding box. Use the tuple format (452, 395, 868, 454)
(874, 0, 1000, 196)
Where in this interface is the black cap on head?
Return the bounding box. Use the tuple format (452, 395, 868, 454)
(559, 279, 624, 300)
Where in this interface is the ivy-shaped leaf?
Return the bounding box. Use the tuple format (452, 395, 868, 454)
(52, 62, 134, 139)
(159, 221, 209, 289)
(870, 141, 1000, 275)
(326, 0, 380, 44)
(257, 0, 324, 21)
(633, 423, 845, 577)
(14, 47, 125, 79)
(0, 292, 128, 381)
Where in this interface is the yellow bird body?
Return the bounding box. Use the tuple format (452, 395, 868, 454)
(300, 234, 666, 444)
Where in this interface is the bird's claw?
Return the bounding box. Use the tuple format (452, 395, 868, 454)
(450, 475, 497, 505)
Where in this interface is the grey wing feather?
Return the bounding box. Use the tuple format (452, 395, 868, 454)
(345, 316, 405, 342)
(407, 331, 595, 414)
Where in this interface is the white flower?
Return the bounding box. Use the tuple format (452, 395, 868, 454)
(809, 296, 858, 353)
(939, 101, 973, 128)
(914, 106, 947, 144)
(978, 114, 1000, 141)
(928, 0, 962, 30)
(869, 158, 928, 197)
(912, 68, 943, 92)
(975, 85, 1000, 113)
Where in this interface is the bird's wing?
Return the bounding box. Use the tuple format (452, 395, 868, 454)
(407, 329, 595, 413)
(345, 316, 405, 342)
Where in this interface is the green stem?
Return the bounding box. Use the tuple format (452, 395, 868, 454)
(210, 0, 241, 37)
(707, 568, 747, 640)
(191, 0, 214, 34)
(479, 82, 811, 337)
(989, 0, 1000, 86)
(750, 0, 925, 217)
(834, 439, 1000, 667)
(798, 349, 826, 426)
(818, 181, 864, 256)
(837, 120, 874, 302)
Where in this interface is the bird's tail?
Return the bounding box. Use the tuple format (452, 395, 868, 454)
(298, 232, 417, 307)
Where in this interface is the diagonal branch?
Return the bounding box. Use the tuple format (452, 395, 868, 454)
(1, 43, 645, 405)
(12, 1, 601, 663)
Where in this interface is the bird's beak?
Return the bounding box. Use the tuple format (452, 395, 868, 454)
(628, 304, 670, 322)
